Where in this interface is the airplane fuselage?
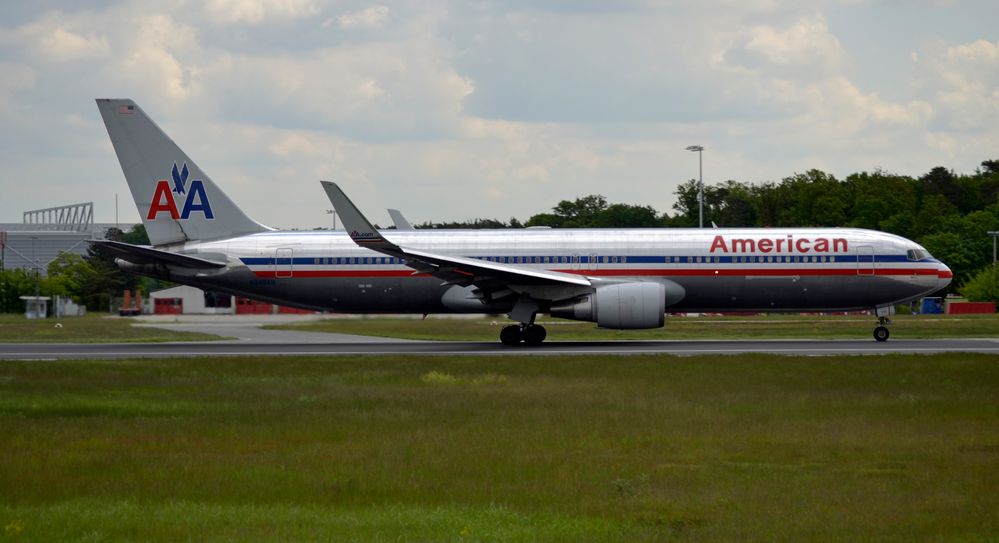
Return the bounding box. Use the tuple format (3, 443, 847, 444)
(140, 227, 951, 316)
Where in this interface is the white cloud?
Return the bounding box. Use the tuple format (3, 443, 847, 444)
(202, 0, 320, 24)
(0, 1, 996, 227)
(329, 5, 390, 30)
(115, 15, 202, 101)
(39, 27, 110, 61)
(0, 62, 37, 114)
(913, 39, 999, 132)
(0, 13, 110, 62)
(723, 15, 844, 74)
(198, 39, 474, 139)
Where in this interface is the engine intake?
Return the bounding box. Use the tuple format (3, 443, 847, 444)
(550, 282, 666, 329)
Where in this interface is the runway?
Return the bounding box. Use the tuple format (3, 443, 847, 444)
(2, 338, 998, 359)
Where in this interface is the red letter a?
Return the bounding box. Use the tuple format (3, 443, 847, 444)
(147, 181, 179, 220)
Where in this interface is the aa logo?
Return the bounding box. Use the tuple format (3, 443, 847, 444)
(147, 163, 215, 220)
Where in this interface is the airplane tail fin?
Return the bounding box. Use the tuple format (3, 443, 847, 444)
(96, 98, 270, 246)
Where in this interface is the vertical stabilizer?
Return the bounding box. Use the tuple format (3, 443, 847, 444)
(96, 99, 269, 246)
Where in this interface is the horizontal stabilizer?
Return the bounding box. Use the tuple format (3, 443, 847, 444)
(90, 240, 226, 268)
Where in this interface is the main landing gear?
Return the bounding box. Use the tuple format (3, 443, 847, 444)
(873, 316, 891, 342)
(500, 324, 547, 346)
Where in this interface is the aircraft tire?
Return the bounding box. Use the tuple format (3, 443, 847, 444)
(523, 324, 547, 345)
(873, 326, 890, 342)
(500, 325, 523, 346)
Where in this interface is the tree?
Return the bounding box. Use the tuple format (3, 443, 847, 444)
(711, 181, 758, 227)
(78, 225, 149, 311)
(960, 266, 999, 304)
(0, 268, 35, 313)
(919, 231, 978, 286)
(43, 252, 95, 301)
(526, 195, 609, 228)
(670, 180, 701, 227)
(120, 224, 151, 245)
(593, 203, 662, 228)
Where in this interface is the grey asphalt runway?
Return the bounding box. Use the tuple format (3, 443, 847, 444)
(2, 338, 998, 359)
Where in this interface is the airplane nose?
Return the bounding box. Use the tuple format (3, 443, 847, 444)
(937, 263, 953, 290)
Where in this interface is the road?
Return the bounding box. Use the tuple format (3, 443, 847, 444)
(2, 338, 998, 359)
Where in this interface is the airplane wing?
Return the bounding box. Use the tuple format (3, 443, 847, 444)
(90, 240, 227, 269)
(321, 182, 591, 296)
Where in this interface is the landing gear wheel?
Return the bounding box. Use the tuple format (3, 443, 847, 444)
(873, 326, 890, 342)
(522, 324, 547, 345)
(500, 325, 523, 346)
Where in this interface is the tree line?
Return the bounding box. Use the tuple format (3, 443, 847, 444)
(415, 159, 999, 298)
(2, 159, 997, 313)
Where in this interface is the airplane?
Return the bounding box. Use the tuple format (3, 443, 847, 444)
(94, 98, 953, 345)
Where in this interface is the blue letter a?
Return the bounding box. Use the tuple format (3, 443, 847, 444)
(180, 180, 215, 219)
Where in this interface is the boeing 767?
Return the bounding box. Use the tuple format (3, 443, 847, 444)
(94, 99, 952, 345)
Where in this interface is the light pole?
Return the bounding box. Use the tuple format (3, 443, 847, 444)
(685, 145, 704, 228)
(31, 236, 40, 318)
(326, 209, 337, 230)
(0, 231, 6, 313)
(989, 231, 998, 266)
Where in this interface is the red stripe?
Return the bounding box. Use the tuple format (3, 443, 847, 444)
(251, 267, 940, 279)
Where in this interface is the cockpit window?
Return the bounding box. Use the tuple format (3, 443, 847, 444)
(906, 249, 927, 261)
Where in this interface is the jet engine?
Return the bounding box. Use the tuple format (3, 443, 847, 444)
(550, 282, 667, 329)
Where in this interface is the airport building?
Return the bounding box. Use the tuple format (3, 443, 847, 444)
(0, 203, 119, 276)
(149, 285, 315, 316)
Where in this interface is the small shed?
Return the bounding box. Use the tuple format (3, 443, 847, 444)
(20, 296, 50, 319)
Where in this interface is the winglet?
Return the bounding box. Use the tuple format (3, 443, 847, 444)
(321, 181, 401, 253)
(387, 209, 414, 230)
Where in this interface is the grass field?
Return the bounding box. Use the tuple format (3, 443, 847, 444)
(267, 313, 999, 341)
(0, 314, 223, 343)
(2, 353, 998, 541)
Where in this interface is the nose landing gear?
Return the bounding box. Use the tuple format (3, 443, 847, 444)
(872, 306, 895, 342)
(500, 324, 548, 346)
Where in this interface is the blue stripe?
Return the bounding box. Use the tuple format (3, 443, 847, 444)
(240, 254, 930, 266)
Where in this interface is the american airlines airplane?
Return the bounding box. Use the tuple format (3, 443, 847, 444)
(95, 99, 952, 345)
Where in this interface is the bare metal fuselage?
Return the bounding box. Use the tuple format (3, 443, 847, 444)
(137, 227, 951, 316)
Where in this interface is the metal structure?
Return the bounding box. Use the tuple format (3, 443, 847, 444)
(23, 202, 93, 232)
(989, 231, 998, 266)
(685, 145, 704, 228)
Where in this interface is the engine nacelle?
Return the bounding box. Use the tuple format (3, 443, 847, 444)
(550, 282, 666, 329)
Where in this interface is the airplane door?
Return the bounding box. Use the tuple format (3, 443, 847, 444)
(588, 253, 598, 271)
(571, 253, 580, 271)
(275, 247, 293, 278)
(856, 245, 874, 276)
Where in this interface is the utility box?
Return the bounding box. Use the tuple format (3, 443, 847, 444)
(20, 296, 50, 319)
(920, 297, 944, 314)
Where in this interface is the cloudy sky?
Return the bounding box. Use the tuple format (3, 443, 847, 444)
(1, 0, 997, 229)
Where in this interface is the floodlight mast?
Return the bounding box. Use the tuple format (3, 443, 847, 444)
(686, 145, 704, 228)
(989, 231, 999, 266)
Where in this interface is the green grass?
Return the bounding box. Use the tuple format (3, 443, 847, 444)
(266, 313, 999, 341)
(0, 313, 224, 343)
(1, 354, 998, 541)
